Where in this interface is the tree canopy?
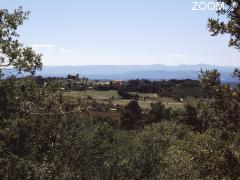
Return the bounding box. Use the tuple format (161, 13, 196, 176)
(0, 5, 240, 180)
(0, 7, 42, 75)
(208, 0, 240, 50)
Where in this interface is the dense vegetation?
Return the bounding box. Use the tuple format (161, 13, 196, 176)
(63, 77, 201, 100)
(123, 79, 200, 99)
(32, 76, 201, 100)
(1, 72, 240, 179)
(0, 6, 240, 180)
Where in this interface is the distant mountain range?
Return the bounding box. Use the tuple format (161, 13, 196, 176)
(3, 64, 240, 82)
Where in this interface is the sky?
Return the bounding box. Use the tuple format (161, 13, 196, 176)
(1, 0, 240, 67)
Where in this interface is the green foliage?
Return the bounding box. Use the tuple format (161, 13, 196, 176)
(117, 87, 139, 100)
(0, 71, 240, 179)
(1, 6, 240, 180)
(0, 7, 42, 74)
(199, 69, 221, 98)
(233, 68, 240, 81)
(148, 102, 172, 123)
(198, 70, 240, 132)
(183, 103, 200, 130)
(125, 79, 201, 99)
(120, 100, 142, 130)
(208, 0, 240, 50)
(132, 121, 193, 179)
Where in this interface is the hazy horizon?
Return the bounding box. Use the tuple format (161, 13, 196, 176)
(41, 63, 238, 68)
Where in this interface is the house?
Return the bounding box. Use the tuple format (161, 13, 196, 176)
(97, 81, 111, 86)
(112, 80, 124, 86)
(67, 74, 79, 80)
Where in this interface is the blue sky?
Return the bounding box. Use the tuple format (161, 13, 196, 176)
(1, 0, 240, 66)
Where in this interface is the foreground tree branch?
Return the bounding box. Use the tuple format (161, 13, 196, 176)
(0, 6, 42, 75)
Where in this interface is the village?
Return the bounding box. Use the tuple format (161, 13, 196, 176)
(62, 74, 184, 113)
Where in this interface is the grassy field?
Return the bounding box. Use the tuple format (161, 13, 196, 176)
(64, 90, 183, 109)
(64, 90, 120, 99)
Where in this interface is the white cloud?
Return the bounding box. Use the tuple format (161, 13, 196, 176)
(60, 48, 76, 54)
(31, 44, 77, 55)
(32, 43, 55, 49)
(170, 54, 186, 57)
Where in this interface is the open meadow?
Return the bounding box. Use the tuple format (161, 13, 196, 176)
(63, 90, 183, 110)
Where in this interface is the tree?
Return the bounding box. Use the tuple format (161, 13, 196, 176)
(121, 100, 142, 129)
(118, 87, 139, 100)
(183, 103, 201, 131)
(118, 87, 128, 99)
(233, 68, 240, 80)
(198, 69, 240, 132)
(207, 0, 240, 133)
(199, 69, 221, 98)
(150, 102, 165, 121)
(149, 102, 171, 123)
(0, 7, 42, 75)
(208, 0, 240, 50)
